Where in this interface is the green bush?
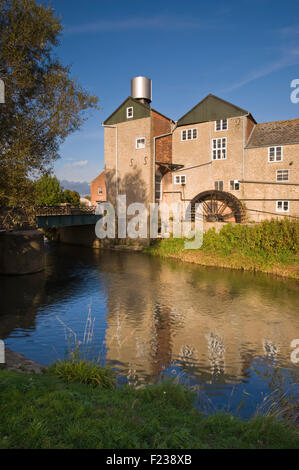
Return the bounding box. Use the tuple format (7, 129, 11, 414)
(202, 219, 299, 260)
(49, 359, 115, 389)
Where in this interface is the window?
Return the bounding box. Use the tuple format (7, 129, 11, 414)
(230, 180, 240, 191)
(136, 137, 146, 149)
(276, 170, 289, 182)
(181, 128, 197, 141)
(215, 119, 228, 131)
(155, 172, 162, 201)
(174, 175, 186, 185)
(212, 138, 227, 160)
(98, 187, 103, 195)
(276, 201, 289, 212)
(268, 146, 282, 162)
(215, 180, 224, 191)
(126, 107, 133, 119)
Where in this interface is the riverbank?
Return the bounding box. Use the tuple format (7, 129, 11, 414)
(144, 219, 299, 280)
(0, 367, 298, 449)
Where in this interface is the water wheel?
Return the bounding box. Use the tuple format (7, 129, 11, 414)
(189, 190, 245, 223)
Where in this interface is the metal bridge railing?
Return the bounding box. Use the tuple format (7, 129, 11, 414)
(36, 205, 97, 216)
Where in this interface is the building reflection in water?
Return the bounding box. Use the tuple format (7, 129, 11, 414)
(103, 253, 299, 385)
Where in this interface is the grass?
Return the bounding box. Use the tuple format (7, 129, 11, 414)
(144, 219, 299, 279)
(0, 367, 299, 449)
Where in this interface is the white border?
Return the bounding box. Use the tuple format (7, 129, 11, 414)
(276, 200, 289, 212)
(211, 137, 227, 160)
(215, 119, 228, 132)
(276, 169, 289, 182)
(136, 137, 146, 149)
(268, 146, 283, 162)
(126, 107, 133, 119)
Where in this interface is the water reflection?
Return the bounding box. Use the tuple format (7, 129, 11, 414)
(0, 243, 298, 416)
(102, 253, 299, 388)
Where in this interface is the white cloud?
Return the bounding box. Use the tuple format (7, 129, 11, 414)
(222, 49, 299, 93)
(64, 16, 215, 35)
(66, 160, 89, 168)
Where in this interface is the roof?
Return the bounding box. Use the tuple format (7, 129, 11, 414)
(103, 96, 174, 125)
(91, 170, 105, 184)
(103, 97, 151, 125)
(246, 118, 299, 148)
(177, 94, 255, 127)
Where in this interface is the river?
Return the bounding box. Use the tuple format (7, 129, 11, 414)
(0, 242, 298, 418)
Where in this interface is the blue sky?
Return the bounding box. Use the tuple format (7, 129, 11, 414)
(44, 0, 299, 183)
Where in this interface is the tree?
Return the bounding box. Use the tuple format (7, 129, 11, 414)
(63, 189, 80, 205)
(0, 0, 99, 212)
(35, 175, 64, 206)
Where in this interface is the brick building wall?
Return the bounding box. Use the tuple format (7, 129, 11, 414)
(91, 171, 106, 206)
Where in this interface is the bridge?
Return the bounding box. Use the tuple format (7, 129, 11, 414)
(36, 205, 101, 229)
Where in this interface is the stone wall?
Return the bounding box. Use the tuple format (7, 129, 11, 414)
(0, 230, 44, 275)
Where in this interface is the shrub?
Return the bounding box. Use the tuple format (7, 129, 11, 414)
(49, 359, 115, 389)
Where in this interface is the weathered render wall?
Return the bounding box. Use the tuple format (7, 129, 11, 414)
(242, 143, 299, 221)
(105, 117, 153, 207)
(162, 116, 248, 203)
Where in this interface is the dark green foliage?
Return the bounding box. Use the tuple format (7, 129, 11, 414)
(34, 175, 64, 206)
(0, 0, 99, 209)
(63, 189, 80, 205)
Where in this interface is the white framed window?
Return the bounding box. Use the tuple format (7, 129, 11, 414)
(215, 119, 228, 131)
(174, 175, 186, 185)
(126, 107, 133, 119)
(215, 180, 224, 191)
(276, 200, 289, 212)
(276, 170, 289, 182)
(136, 137, 146, 149)
(155, 172, 162, 201)
(268, 146, 282, 162)
(230, 180, 240, 191)
(212, 138, 227, 160)
(98, 187, 103, 195)
(181, 128, 197, 141)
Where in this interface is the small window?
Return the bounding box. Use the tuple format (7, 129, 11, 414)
(215, 180, 224, 191)
(126, 107, 133, 119)
(98, 187, 103, 195)
(268, 146, 282, 162)
(136, 137, 146, 149)
(230, 180, 240, 191)
(212, 137, 227, 160)
(215, 119, 228, 131)
(276, 170, 289, 182)
(276, 201, 289, 212)
(155, 173, 162, 201)
(181, 128, 197, 141)
(174, 175, 186, 185)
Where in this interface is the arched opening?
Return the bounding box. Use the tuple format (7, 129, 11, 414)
(190, 190, 245, 223)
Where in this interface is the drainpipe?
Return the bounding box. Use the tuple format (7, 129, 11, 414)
(242, 113, 250, 180)
(153, 122, 177, 203)
(102, 124, 118, 197)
